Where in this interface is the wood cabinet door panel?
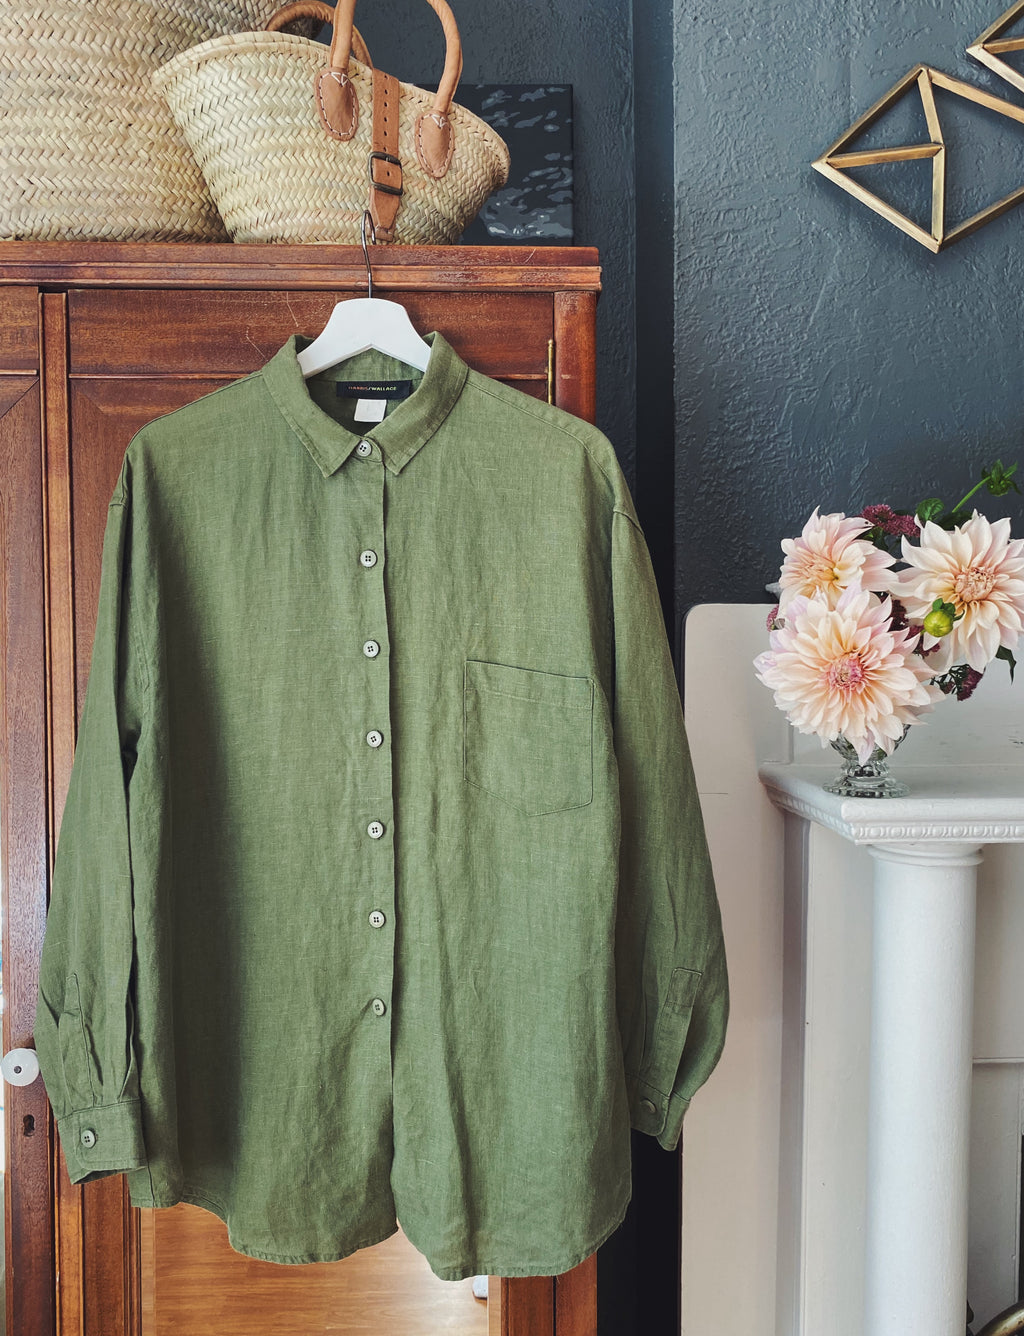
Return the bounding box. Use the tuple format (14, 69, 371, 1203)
(0, 285, 55, 1336)
(0, 287, 39, 371)
(1, 375, 53, 1336)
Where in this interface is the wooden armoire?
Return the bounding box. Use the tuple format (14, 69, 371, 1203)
(0, 241, 603, 1336)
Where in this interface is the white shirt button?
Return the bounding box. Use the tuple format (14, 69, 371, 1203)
(368, 909, 386, 928)
(371, 997, 387, 1016)
(81, 1128, 97, 1148)
(360, 549, 378, 569)
(362, 640, 380, 658)
(355, 440, 373, 458)
(367, 820, 385, 839)
(366, 730, 383, 748)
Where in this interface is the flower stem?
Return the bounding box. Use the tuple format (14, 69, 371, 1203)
(950, 479, 984, 514)
(951, 461, 1019, 514)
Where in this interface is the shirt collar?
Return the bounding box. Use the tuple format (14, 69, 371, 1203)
(261, 329, 469, 478)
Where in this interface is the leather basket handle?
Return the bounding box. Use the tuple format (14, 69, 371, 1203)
(265, 1, 373, 68)
(324, 0, 462, 188)
(328, 0, 462, 117)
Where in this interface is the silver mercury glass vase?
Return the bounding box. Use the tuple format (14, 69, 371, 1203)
(823, 728, 910, 798)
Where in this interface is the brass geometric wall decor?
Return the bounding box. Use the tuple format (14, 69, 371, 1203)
(813, 2, 1024, 252)
(968, 0, 1024, 96)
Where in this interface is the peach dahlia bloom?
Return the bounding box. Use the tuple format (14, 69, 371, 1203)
(896, 514, 1024, 673)
(754, 586, 940, 763)
(778, 508, 896, 612)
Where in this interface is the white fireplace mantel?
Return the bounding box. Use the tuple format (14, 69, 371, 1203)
(759, 763, 1024, 847)
(759, 760, 1024, 1336)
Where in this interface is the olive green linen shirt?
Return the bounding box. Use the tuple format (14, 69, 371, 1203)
(35, 330, 728, 1280)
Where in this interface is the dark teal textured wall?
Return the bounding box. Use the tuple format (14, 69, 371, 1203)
(674, 0, 1024, 613)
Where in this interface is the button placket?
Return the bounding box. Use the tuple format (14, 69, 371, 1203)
(348, 433, 395, 1043)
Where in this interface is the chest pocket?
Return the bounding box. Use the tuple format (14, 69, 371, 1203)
(464, 659, 594, 816)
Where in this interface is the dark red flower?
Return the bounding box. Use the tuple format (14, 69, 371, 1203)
(956, 668, 984, 701)
(890, 514, 921, 539)
(862, 504, 895, 525)
(888, 598, 909, 631)
(862, 504, 919, 539)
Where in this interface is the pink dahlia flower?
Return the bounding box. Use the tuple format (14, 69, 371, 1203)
(895, 513, 1024, 672)
(778, 508, 896, 612)
(754, 586, 941, 763)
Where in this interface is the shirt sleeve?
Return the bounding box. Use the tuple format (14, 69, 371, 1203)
(34, 461, 149, 1185)
(611, 507, 729, 1152)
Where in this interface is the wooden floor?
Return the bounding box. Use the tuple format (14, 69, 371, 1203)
(139, 1204, 493, 1335)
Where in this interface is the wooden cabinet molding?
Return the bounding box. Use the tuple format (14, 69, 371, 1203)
(0, 243, 601, 1336)
(0, 242, 600, 293)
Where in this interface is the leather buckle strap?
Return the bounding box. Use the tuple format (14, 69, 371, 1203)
(369, 67, 403, 241)
(368, 151, 404, 196)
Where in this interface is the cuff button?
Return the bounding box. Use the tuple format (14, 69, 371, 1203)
(81, 1128, 97, 1148)
(640, 1099, 657, 1115)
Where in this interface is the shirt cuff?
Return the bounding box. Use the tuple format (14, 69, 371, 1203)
(656, 1092, 691, 1152)
(627, 1074, 691, 1151)
(57, 1100, 146, 1184)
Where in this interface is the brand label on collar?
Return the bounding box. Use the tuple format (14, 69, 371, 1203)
(336, 380, 414, 401)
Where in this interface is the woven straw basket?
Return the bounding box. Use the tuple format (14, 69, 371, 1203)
(0, 0, 318, 241)
(153, 0, 511, 244)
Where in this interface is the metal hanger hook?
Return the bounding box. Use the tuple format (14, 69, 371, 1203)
(361, 210, 376, 300)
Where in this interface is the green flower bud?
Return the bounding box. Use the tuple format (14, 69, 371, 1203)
(923, 607, 956, 637)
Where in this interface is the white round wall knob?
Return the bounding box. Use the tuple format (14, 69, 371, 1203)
(2, 1048, 40, 1086)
